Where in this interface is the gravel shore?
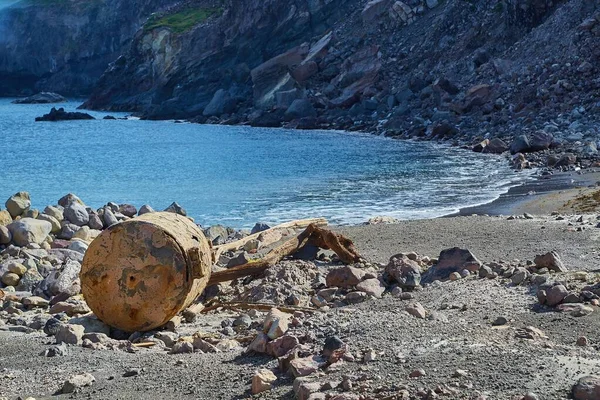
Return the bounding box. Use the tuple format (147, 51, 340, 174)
(3, 181, 600, 400)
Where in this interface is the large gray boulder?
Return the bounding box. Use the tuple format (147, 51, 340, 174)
(64, 202, 89, 226)
(384, 254, 421, 289)
(509, 135, 530, 154)
(203, 89, 237, 117)
(284, 99, 317, 121)
(5, 191, 31, 218)
(7, 218, 52, 246)
(422, 248, 481, 283)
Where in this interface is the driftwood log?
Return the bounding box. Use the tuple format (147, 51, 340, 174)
(207, 223, 361, 285)
(211, 218, 327, 262)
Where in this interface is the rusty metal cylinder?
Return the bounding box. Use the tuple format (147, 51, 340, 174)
(80, 212, 212, 332)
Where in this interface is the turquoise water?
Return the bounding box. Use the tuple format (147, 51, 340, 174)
(0, 98, 524, 228)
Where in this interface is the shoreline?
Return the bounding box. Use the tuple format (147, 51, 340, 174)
(453, 168, 600, 217)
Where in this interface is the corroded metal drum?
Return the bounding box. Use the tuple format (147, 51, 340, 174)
(80, 212, 211, 332)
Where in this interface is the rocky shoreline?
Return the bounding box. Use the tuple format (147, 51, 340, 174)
(3, 190, 600, 399)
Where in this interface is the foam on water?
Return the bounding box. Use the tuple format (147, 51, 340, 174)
(0, 99, 529, 228)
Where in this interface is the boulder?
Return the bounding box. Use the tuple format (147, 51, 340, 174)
(164, 202, 187, 216)
(385, 254, 421, 289)
(43, 205, 64, 221)
(252, 369, 277, 394)
(251, 45, 309, 109)
(203, 89, 237, 117)
(60, 373, 95, 394)
(58, 193, 84, 207)
(37, 214, 61, 234)
(529, 131, 554, 152)
(284, 99, 317, 121)
(0, 209, 12, 226)
(573, 376, 600, 400)
(56, 324, 85, 345)
(35, 107, 95, 122)
(102, 208, 118, 227)
(118, 204, 137, 218)
(546, 284, 568, 306)
(138, 205, 155, 215)
(5, 191, 31, 218)
(556, 153, 577, 167)
(534, 251, 567, 272)
(0, 225, 11, 244)
(263, 308, 291, 340)
(483, 138, 509, 154)
(7, 218, 52, 246)
(362, 0, 392, 24)
(204, 225, 228, 242)
(275, 88, 305, 109)
(326, 266, 366, 288)
(510, 135, 530, 154)
(64, 202, 89, 226)
(422, 248, 481, 283)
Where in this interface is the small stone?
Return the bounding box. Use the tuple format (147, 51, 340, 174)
(521, 393, 539, 400)
(546, 284, 568, 306)
(60, 372, 95, 394)
(23, 296, 49, 308)
(449, 272, 461, 281)
(344, 291, 368, 304)
(405, 302, 426, 319)
(1, 272, 20, 286)
(363, 349, 376, 362)
(40, 343, 68, 357)
(123, 368, 141, 377)
(8, 262, 27, 276)
(577, 336, 589, 346)
(556, 303, 594, 317)
(252, 369, 277, 394)
(155, 331, 179, 348)
(138, 205, 155, 215)
(263, 308, 291, 339)
(5, 191, 31, 218)
(169, 341, 194, 354)
(323, 336, 345, 358)
(492, 316, 508, 326)
(410, 369, 426, 378)
(248, 332, 269, 353)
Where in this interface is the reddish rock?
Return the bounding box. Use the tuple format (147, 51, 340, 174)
(573, 376, 600, 400)
(267, 334, 299, 357)
(289, 355, 325, 377)
(534, 251, 567, 272)
(326, 266, 366, 288)
(546, 284, 568, 307)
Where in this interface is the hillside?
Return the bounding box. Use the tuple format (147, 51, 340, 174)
(0, 0, 177, 96)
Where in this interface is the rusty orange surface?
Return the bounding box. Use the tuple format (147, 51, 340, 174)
(80, 212, 211, 332)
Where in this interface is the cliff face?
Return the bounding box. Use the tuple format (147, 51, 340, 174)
(82, 0, 598, 125)
(82, 0, 354, 118)
(0, 0, 177, 96)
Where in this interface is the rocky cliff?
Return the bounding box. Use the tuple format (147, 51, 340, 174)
(0, 0, 177, 96)
(81, 0, 600, 142)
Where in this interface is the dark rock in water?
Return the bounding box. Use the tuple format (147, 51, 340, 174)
(164, 202, 187, 216)
(509, 135, 530, 154)
(422, 247, 481, 283)
(13, 92, 66, 104)
(483, 138, 509, 154)
(251, 222, 270, 234)
(103, 115, 116, 120)
(35, 107, 95, 122)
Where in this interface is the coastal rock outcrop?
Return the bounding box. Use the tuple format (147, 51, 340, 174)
(35, 108, 95, 122)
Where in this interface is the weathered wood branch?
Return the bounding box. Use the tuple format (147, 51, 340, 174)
(207, 223, 361, 285)
(211, 217, 327, 262)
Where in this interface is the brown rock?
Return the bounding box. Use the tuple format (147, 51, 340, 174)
(405, 302, 426, 319)
(573, 376, 600, 400)
(546, 284, 568, 307)
(0, 210, 12, 226)
(251, 369, 277, 394)
(534, 251, 567, 272)
(263, 308, 291, 340)
(289, 355, 325, 377)
(267, 334, 299, 357)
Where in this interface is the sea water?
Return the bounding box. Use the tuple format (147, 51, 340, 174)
(0, 98, 526, 228)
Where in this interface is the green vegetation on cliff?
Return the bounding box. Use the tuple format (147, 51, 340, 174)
(144, 7, 222, 34)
